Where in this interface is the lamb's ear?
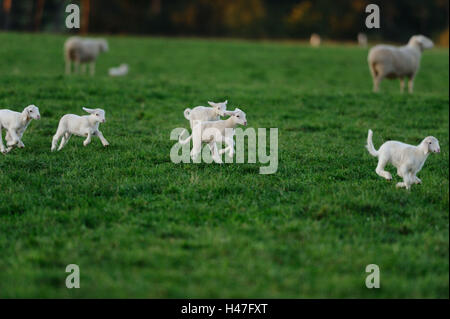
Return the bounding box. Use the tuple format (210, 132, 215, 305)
(224, 100, 228, 105)
(21, 109, 29, 121)
(223, 110, 236, 116)
(82, 107, 95, 114)
(423, 139, 430, 154)
(207, 101, 215, 107)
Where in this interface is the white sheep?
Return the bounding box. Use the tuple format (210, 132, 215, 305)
(357, 32, 368, 48)
(51, 107, 109, 152)
(109, 63, 129, 77)
(184, 101, 228, 129)
(0, 105, 41, 154)
(64, 37, 109, 75)
(179, 108, 247, 163)
(368, 35, 434, 93)
(366, 129, 440, 190)
(310, 33, 321, 47)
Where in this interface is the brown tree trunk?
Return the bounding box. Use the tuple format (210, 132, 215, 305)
(81, 0, 90, 34)
(34, 0, 45, 31)
(2, 0, 12, 30)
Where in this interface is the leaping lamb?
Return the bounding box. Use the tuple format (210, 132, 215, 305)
(366, 129, 440, 190)
(51, 107, 109, 151)
(0, 105, 41, 154)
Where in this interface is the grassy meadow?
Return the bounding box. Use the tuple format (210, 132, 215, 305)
(0, 32, 448, 298)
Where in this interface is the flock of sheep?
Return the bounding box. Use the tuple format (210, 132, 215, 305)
(0, 34, 442, 190)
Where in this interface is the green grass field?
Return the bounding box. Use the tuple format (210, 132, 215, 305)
(0, 32, 448, 298)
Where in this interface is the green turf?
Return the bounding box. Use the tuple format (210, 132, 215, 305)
(0, 32, 448, 298)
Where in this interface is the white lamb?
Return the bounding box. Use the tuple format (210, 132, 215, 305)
(183, 101, 228, 129)
(310, 33, 321, 47)
(0, 105, 41, 154)
(368, 35, 434, 93)
(179, 108, 247, 163)
(51, 107, 109, 152)
(366, 129, 440, 190)
(357, 32, 368, 48)
(64, 37, 109, 75)
(109, 63, 129, 77)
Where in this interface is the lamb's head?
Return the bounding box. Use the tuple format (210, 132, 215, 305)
(23, 104, 41, 120)
(409, 35, 434, 51)
(422, 136, 440, 154)
(207, 100, 227, 117)
(229, 108, 247, 126)
(98, 39, 109, 53)
(83, 107, 106, 123)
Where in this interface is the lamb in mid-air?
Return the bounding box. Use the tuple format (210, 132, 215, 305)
(0, 104, 41, 154)
(366, 129, 440, 190)
(368, 35, 433, 93)
(51, 107, 109, 151)
(179, 108, 247, 163)
(183, 101, 228, 130)
(64, 37, 109, 75)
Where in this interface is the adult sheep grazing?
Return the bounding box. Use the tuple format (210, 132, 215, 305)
(368, 35, 434, 93)
(64, 37, 109, 75)
(0, 105, 41, 154)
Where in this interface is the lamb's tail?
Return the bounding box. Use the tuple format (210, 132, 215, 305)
(183, 108, 191, 120)
(366, 129, 379, 157)
(178, 130, 192, 145)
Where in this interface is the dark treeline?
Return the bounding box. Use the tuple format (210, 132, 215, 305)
(1, 0, 449, 44)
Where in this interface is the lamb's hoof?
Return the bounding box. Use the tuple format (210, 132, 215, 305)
(1, 150, 6, 155)
(103, 143, 109, 147)
(396, 183, 404, 188)
(18, 145, 24, 149)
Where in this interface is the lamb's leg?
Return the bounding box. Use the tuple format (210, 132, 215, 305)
(51, 128, 65, 151)
(375, 156, 392, 181)
(372, 64, 385, 93)
(373, 76, 382, 92)
(90, 62, 95, 76)
(399, 78, 405, 93)
(414, 176, 422, 184)
(404, 173, 414, 190)
(6, 129, 21, 147)
(210, 142, 222, 164)
(0, 126, 6, 154)
(219, 136, 234, 157)
(4, 131, 20, 147)
(95, 130, 109, 147)
(58, 133, 71, 151)
(83, 132, 92, 146)
(408, 76, 415, 93)
(396, 166, 413, 190)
